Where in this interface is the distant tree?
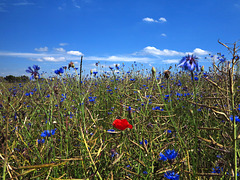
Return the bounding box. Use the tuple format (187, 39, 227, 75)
(0, 76, 5, 82)
(19, 75, 30, 82)
(4, 75, 16, 83)
(4, 75, 30, 83)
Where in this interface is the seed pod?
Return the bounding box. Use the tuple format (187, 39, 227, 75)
(164, 70, 171, 79)
(151, 66, 156, 77)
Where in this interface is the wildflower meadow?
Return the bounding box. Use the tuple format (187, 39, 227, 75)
(1, 41, 240, 179)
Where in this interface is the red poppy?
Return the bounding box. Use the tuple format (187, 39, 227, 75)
(112, 119, 133, 130)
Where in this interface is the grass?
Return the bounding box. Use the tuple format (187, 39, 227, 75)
(1, 47, 240, 179)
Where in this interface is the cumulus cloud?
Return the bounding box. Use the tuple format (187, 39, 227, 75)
(138, 46, 209, 57)
(143, 17, 156, 22)
(159, 17, 167, 22)
(161, 33, 167, 37)
(193, 48, 209, 55)
(67, 50, 84, 56)
(143, 17, 167, 23)
(37, 57, 66, 62)
(85, 56, 151, 62)
(54, 47, 66, 52)
(142, 46, 185, 56)
(34, 47, 48, 52)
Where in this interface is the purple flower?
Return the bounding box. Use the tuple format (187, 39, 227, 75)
(178, 55, 200, 72)
(26, 65, 40, 79)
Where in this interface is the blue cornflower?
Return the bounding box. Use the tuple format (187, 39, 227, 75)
(218, 55, 226, 63)
(54, 68, 64, 75)
(38, 139, 45, 144)
(143, 171, 148, 174)
(230, 115, 240, 123)
(40, 129, 57, 137)
(178, 55, 200, 72)
(25, 92, 33, 96)
(26, 65, 40, 79)
(51, 128, 57, 135)
(159, 152, 168, 161)
(164, 171, 179, 180)
(41, 130, 51, 137)
(89, 96, 96, 102)
(194, 77, 199, 81)
(212, 166, 223, 174)
(167, 130, 172, 133)
(159, 149, 178, 161)
(140, 139, 148, 145)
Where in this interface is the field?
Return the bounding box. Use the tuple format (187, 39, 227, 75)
(1, 44, 240, 179)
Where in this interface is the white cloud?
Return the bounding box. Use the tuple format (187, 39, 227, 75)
(34, 47, 48, 52)
(193, 48, 209, 55)
(142, 46, 185, 56)
(59, 43, 68, 46)
(37, 57, 66, 62)
(67, 50, 84, 56)
(159, 17, 167, 23)
(143, 17, 156, 22)
(162, 59, 179, 64)
(0, 51, 48, 57)
(85, 56, 152, 62)
(54, 47, 66, 52)
(143, 17, 167, 23)
(161, 33, 167, 37)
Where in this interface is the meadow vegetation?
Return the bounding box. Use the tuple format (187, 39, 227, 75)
(0, 41, 240, 179)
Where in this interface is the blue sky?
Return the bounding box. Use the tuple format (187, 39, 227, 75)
(0, 0, 239, 77)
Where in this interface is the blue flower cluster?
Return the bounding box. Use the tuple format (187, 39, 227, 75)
(230, 115, 240, 123)
(164, 171, 179, 180)
(212, 166, 223, 174)
(41, 128, 57, 137)
(38, 128, 57, 144)
(159, 149, 178, 161)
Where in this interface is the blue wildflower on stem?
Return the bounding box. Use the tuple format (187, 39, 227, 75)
(26, 65, 40, 80)
(178, 55, 200, 72)
(54, 67, 64, 75)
